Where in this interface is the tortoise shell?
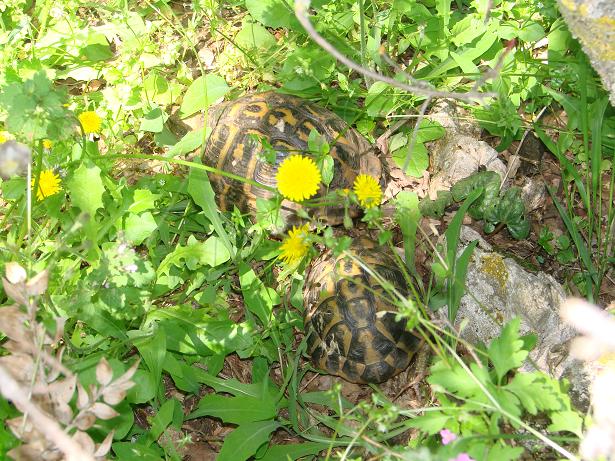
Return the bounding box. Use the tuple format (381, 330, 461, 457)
(203, 92, 382, 225)
(304, 238, 421, 383)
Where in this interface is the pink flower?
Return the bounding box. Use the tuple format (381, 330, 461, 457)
(450, 454, 475, 461)
(440, 429, 457, 445)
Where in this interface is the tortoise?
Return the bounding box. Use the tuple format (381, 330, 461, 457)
(303, 238, 421, 383)
(203, 91, 382, 227)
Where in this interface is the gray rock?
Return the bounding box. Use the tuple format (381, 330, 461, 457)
(520, 176, 547, 211)
(441, 226, 589, 409)
(428, 136, 508, 197)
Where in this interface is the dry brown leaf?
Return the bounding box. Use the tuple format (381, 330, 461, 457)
(75, 412, 97, 431)
(91, 402, 120, 420)
(72, 430, 96, 455)
(96, 358, 113, 387)
(26, 269, 49, 296)
(2, 278, 27, 305)
(102, 386, 127, 406)
(0, 353, 35, 384)
(76, 382, 91, 410)
(0, 305, 29, 343)
(49, 375, 77, 406)
(5, 262, 27, 284)
(93, 430, 115, 458)
(54, 401, 74, 425)
(114, 359, 140, 385)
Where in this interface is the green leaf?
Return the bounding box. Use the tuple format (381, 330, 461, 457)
(395, 191, 420, 267)
(547, 410, 584, 437)
(518, 21, 545, 42)
(365, 81, 396, 117)
(392, 142, 429, 177)
(486, 444, 524, 461)
(239, 262, 276, 326)
(259, 442, 329, 461)
(157, 235, 231, 276)
(139, 107, 167, 133)
(124, 211, 157, 244)
(112, 441, 162, 461)
(133, 327, 166, 395)
(406, 412, 452, 434)
(167, 128, 209, 157)
(149, 399, 182, 441)
(236, 20, 277, 50)
(187, 164, 235, 258)
(245, 0, 296, 29)
(217, 421, 281, 461)
(128, 189, 160, 213)
(180, 74, 229, 118)
(190, 394, 277, 424)
(67, 162, 106, 217)
(488, 318, 528, 382)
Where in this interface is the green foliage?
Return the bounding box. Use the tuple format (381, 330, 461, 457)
(421, 171, 530, 240)
(410, 318, 583, 460)
(0, 0, 609, 459)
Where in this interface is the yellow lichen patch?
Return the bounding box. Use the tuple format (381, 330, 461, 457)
(480, 254, 508, 291)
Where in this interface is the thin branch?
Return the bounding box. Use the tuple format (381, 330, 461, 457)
(0, 365, 95, 461)
(294, 0, 494, 102)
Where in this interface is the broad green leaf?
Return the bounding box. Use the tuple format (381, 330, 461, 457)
(392, 142, 429, 177)
(157, 235, 231, 276)
(365, 81, 396, 117)
(395, 191, 420, 267)
(190, 394, 276, 424)
(139, 107, 167, 133)
(245, 0, 296, 29)
(236, 20, 277, 50)
(124, 211, 157, 244)
(167, 128, 209, 157)
(128, 189, 160, 213)
(67, 162, 106, 217)
(112, 441, 162, 461)
(126, 369, 157, 404)
(259, 442, 329, 461)
(488, 318, 528, 382)
(180, 74, 229, 118)
(149, 399, 182, 441)
(239, 262, 276, 326)
(415, 119, 446, 143)
(518, 21, 545, 42)
(217, 421, 281, 461)
(133, 327, 166, 395)
(187, 164, 235, 257)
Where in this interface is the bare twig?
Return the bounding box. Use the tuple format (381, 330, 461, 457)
(294, 0, 494, 102)
(0, 365, 96, 461)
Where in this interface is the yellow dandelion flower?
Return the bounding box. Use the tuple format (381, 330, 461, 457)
(42, 139, 53, 149)
(0, 133, 7, 144)
(78, 111, 102, 134)
(353, 174, 382, 208)
(32, 169, 62, 200)
(279, 224, 311, 264)
(276, 155, 321, 202)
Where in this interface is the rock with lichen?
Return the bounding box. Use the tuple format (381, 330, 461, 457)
(557, 0, 615, 105)
(440, 226, 591, 409)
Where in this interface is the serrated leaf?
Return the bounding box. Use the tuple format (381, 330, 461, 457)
(488, 318, 528, 382)
(217, 420, 281, 461)
(547, 410, 584, 437)
(180, 74, 229, 118)
(406, 412, 452, 434)
(67, 162, 106, 217)
(190, 394, 277, 424)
